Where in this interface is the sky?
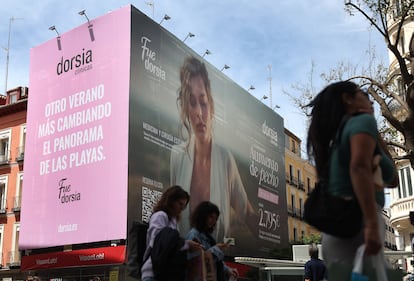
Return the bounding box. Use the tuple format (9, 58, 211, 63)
(0, 0, 389, 150)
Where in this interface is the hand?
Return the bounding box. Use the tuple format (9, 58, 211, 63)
(363, 225, 382, 255)
(216, 242, 230, 251)
(227, 268, 239, 280)
(187, 240, 203, 252)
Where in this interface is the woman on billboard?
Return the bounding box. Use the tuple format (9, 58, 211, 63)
(170, 56, 257, 242)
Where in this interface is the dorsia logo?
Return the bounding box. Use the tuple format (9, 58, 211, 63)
(58, 178, 81, 204)
(56, 48, 93, 76)
(140, 36, 166, 80)
(262, 120, 278, 147)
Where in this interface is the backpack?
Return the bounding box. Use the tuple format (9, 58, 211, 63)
(127, 221, 149, 278)
(151, 227, 187, 281)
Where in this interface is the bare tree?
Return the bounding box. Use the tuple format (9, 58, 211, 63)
(290, 0, 414, 168)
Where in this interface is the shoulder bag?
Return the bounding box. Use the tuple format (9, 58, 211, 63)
(304, 115, 363, 238)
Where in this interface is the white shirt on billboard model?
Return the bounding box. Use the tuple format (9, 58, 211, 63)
(170, 137, 249, 242)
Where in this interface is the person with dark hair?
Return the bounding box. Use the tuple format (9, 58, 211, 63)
(306, 81, 397, 269)
(141, 185, 202, 281)
(186, 201, 238, 281)
(170, 56, 257, 243)
(304, 244, 326, 281)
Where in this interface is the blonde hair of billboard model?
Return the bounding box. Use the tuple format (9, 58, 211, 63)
(170, 56, 257, 242)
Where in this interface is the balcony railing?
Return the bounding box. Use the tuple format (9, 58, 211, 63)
(12, 196, 21, 212)
(15, 146, 24, 161)
(287, 206, 304, 220)
(389, 196, 414, 227)
(0, 199, 6, 214)
(7, 250, 20, 268)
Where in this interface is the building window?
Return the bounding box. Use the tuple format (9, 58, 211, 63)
(307, 177, 311, 193)
(0, 224, 4, 266)
(9, 93, 18, 104)
(293, 227, 297, 242)
(289, 165, 294, 181)
(405, 167, 413, 196)
(17, 125, 26, 159)
(0, 177, 7, 213)
(291, 140, 296, 153)
(13, 173, 23, 211)
(0, 130, 11, 163)
(9, 223, 20, 266)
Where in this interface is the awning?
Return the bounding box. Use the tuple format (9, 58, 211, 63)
(21, 246, 126, 271)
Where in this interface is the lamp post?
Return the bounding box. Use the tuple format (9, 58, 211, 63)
(260, 95, 268, 101)
(159, 14, 171, 25)
(78, 10, 91, 24)
(202, 49, 211, 58)
(247, 85, 255, 91)
(49, 25, 62, 51)
(145, 0, 154, 19)
(78, 10, 95, 41)
(183, 32, 195, 42)
(221, 64, 230, 71)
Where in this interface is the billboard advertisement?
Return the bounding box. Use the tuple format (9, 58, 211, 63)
(20, 6, 131, 249)
(20, 4, 287, 257)
(127, 7, 288, 257)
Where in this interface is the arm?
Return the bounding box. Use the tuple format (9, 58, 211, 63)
(377, 135, 399, 188)
(349, 133, 381, 255)
(304, 261, 312, 281)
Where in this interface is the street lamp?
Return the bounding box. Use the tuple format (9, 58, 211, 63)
(145, 1, 154, 19)
(247, 85, 255, 91)
(49, 25, 62, 51)
(78, 10, 91, 24)
(260, 95, 268, 101)
(183, 32, 195, 42)
(221, 64, 230, 71)
(78, 10, 95, 41)
(202, 49, 211, 58)
(159, 14, 171, 25)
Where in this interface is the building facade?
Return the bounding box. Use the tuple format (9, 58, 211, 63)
(0, 86, 27, 278)
(284, 128, 319, 243)
(386, 0, 414, 273)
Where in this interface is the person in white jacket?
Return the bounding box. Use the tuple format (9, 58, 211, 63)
(170, 56, 257, 243)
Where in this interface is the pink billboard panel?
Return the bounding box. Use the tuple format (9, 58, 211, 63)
(20, 6, 131, 249)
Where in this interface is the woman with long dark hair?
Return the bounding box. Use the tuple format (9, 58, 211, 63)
(186, 201, 238, 281)
(307, 81, 397, 268)
(141, 185, 202, 281)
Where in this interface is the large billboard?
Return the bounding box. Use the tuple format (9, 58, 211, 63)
(127, 8, 288, 257)
(21, 5, 288, 258)
(20, 7, 131, 249)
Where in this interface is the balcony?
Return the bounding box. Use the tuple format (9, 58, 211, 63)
(389, 196, 414, 229)
(15, 146, 24, 162)
(6, 250, 20, 268)
(12, 196, 21, 212)
(287, 206, 304, 220)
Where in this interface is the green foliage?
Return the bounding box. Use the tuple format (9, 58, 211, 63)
(301, 233, 322, 244)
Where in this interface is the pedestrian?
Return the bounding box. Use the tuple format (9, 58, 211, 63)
(141, 185, 203, 281)
(304, 244, 326, 281)
(186, 201, 238, 281)
(306, 81, 398, 272)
